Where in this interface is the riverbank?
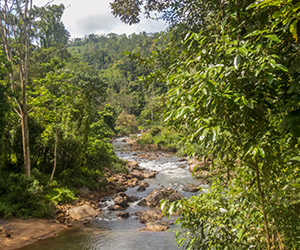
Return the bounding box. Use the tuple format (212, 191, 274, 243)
(0, 135, 204, 250)
(0, 218, 67, 250)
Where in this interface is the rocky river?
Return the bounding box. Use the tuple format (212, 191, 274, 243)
(20, 136, 208, 250)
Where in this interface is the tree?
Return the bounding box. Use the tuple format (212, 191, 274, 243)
(0, 0, 37, 177)
(0, 49, 10, 166)
(112, 0, 300, 248)
(33, 4, 70, 48)
(0, 0, 63, 177)
(110, 0, 170, 25)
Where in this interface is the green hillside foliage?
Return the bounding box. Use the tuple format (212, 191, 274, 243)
(67, 32, 168, 122)
(111, 0, 300, 249)
(0, 2, 167, 218)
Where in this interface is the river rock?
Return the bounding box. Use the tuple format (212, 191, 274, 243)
(113, 192, 130, 208)
(112, 173, 128, 182)
(182, 183, 201, 192)
(143, 171, 157, 179)
(137, 198, 147, 207)
(137, 185, 146, 192)
(69, 205, 99, 220)
(108, 205, 125, 211)
(127, 160, 140, 169)
(127, 178, 140, 187)
(78, 186, 90, 194)
(128, 195, 139, 202)
(130, 170, 145, 180)
(100, 181, 127, 193)
(178, 164, 186, 169)
(142, 221, 170, 232)
(134, 208, 163, 223)
(117, 212, 130, 219)
(144, 188, 184, 207)
(140, 182, 149, 188)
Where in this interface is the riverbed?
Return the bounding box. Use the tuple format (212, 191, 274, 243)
(19, 137, 206, 250)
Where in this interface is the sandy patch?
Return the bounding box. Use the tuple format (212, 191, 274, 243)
(0, 218, 67, 250)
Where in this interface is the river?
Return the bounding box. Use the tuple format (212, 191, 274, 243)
(20, 136, 206, 250)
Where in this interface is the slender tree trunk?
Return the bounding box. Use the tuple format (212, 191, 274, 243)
(21, 111, 31, 177)
(255, 165, 271, 250)
(49, 133, 58, 184)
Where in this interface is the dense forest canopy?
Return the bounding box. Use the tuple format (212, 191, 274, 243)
(0, 0, 164, 218)
(111, 0, 300, 249)
(0, 0, 299, 249)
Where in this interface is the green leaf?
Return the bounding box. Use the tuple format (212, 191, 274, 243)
(289, 156, 300, 162)
(266, 74, 274, 84)
(226, 47, 235, 55)
(234, 55, 241, 70)
(264, 34, 281, 43)
(241, 96, 253, 109)
(258, 147, 265, 158)
(237, 228, 244, 242)
(289, 19, 298, 42)
(275, 64, 288, 72)
(238, 47, 248, 56)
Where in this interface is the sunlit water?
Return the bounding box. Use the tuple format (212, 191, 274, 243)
(20, 137, 207, 250)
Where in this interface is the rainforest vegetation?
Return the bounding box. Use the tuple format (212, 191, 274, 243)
(111, 0, 300, 249)
(0, 1, 167, 219)
(0, 0, 299, 249)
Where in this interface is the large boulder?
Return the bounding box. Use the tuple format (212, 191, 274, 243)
(140, 181, 150, 188)
(108, 205, 125, 211)
(137, 181, 150, 192)
(69, 205, 99, 220)
(127, 160, 140, 169)
(130, 170, 145, 180)
(143, 171, 157, 179)
(144, 188, 184, 207)
(142, 221, 171, 232)
(117, 212, 130, 219)
(137, 185, 146, 192)
(134, 208, 163, 224)
(126, 178, 140, 188)
(113, 192, 130, 208)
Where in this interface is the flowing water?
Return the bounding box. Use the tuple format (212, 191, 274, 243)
(21, 137, 207, 250)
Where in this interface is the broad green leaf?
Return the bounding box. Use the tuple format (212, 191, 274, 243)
(226, 47, 235, 55)
(290, 19, 298, 42)
(266, 74, 274, 84)
(238, 47, 248, 56)
(237, 229, 244, 242)
(234, 55, 241, 70)
(264, 34, 281, 43)
(289, 156, 300, 162)
(258, 147, 265, 158)
(275, 64, 288, 72)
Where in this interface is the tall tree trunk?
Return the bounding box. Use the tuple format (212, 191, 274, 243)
(256, 165, 271, 250)
(0, 0, 34, 177)
(49, 133, 58, 184)
(21, 102, 31, 177)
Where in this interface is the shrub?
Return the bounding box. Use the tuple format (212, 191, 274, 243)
(137, 132, 154, 144)
(0, 172, 55, 218)
(48, 187, 77, 205)
(115, 110, 138, 135)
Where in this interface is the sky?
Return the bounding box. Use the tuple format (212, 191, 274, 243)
(33, 0, 167, 38)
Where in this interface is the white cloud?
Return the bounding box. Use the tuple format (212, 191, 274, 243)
(33, 0, 167, 38)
